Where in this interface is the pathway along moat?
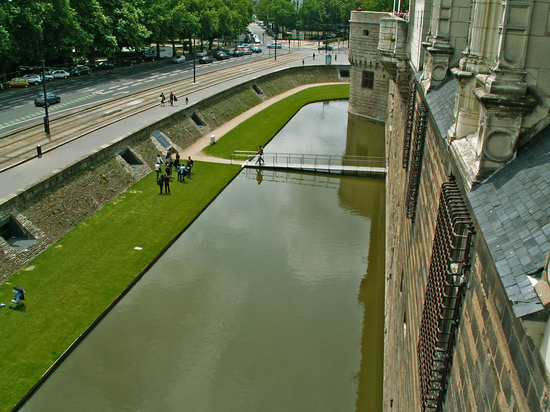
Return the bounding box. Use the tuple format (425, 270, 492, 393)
(20, 100, 385, 411)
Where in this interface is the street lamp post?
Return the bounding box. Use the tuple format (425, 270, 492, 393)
(193, 37, 196, 83)
(41, 60, 50, 134)
(274, 27, 278, 61)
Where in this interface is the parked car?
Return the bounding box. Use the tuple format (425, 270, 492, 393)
(213, 49, 229, 58)
(8, 77, 29, 88)
(42, 73, 54, 82)
(70, 65, 91, 76)
(23, 74, 42, 85)
(199, 56, 214, 64)
(318, 44, 334, 51)
(214, 52, 230, 60)
(120, 59, 135, 66)
(51, 70, 70, 79)
(241, 47, 253, 55)
(34, 92, 61, 107)
(96, 61, 115, 70)
(196, 50, 208, 57)
(252, 47, 262, 53)
(172, 55, 186, 64)
(230, 49, 243, 57)
(267, 42, 282, 49)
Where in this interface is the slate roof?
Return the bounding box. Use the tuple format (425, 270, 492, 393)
(418, 70, 549, 318)
(468, 130, 550, 317)
(416, 71, 457, 138)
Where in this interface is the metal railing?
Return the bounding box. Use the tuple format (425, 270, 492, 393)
(231, 151, 386, 175)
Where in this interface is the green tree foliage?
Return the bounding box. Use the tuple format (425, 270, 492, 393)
(0, 0, 253, 77)
(360, 0, 409, 12)
(256, 0, 297, 29)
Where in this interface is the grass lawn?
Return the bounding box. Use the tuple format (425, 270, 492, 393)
(0, 163, 240, 410)
(203, 83, 350, 158)
(0, 84, 349, 411)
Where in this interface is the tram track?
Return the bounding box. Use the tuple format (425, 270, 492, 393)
(0, 51, 309, 172)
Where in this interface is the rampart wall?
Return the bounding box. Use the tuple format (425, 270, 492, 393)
(383, 78, 550, 411)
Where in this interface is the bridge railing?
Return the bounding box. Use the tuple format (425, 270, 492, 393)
(231, 151, 386, 170)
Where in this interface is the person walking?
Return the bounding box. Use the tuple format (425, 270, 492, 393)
(157, 154, 164, 166)
(186, 156, 194, 175)
(169, 92, 174, 106)
(160, 92, 166, 106)
(185, 97, 189, 105)
(255, 145, 264, 165)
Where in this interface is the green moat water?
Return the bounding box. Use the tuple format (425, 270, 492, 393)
(21, 101, 385, 411)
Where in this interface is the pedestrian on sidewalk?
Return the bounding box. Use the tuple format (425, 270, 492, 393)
(313, 52, 315, 60)
(185, 97, 189, 105)
(160, 92, 166, 106)
(302, 59, 305, 65)
(169, 92, 174, 106)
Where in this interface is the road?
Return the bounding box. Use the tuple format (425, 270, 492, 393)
(0, 23, 348, 200)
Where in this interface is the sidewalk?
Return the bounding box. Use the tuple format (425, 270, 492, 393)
(0, 52, 349, 204)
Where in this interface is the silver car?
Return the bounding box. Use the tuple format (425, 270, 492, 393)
(23, 74, 42, 85)
(51, 70, 70, 79)
(172, 55, 186, 64)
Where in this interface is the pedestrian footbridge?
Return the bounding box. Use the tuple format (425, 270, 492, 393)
(231, 151, 387, 177)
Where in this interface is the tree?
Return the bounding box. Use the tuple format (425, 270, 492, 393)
(42, 0, 86, 65)
(72, 0, 117, 62)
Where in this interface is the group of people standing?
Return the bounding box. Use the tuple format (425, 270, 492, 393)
(159, 92, 189, 107)
(155, 149, 194, 194)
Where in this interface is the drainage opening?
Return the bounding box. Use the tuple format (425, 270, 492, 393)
(191, 112, 206, 127)
(252, 84, 263, 95)
(0, 216, 35, 252)
(120, 149, 143, 169)
(339, 69, 350, 78)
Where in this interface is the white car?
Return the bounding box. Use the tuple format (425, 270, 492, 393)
(172, 55, 186, 64)
(51, 70, 70, 79)
(267, 43, 282, 49)
(42, 73, 54, 82)
(196, 50, 208, 57)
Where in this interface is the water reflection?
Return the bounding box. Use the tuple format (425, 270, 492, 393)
(21, 100, 385, 411)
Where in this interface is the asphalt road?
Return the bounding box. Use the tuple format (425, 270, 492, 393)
(0, 22, 324, 135)
(0, 23, 348, 201)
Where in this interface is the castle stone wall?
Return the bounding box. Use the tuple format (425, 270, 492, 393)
(383, 78, 550, 411)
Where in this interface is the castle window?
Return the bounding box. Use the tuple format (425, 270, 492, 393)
(362, 70, 374, 88)
(405, 103, 427, 221)
(363, 29, 369, 36)
(417, 175, 475, 411)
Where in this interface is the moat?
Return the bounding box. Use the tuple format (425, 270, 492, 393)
(20, 100, 385, 411)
